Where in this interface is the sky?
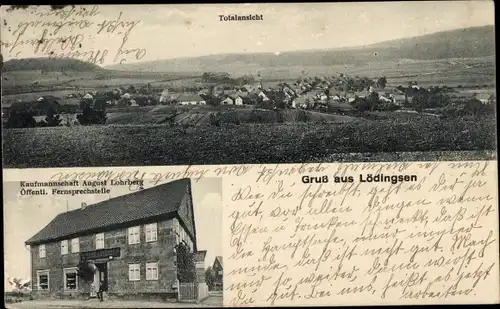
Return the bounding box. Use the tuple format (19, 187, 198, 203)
(0, 2, 495, 67)
(3, 178, 222, 289)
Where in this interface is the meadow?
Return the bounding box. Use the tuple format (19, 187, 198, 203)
(2, 115, 496, 168)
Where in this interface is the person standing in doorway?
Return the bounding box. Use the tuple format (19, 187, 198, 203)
(97, 280, 105, 302)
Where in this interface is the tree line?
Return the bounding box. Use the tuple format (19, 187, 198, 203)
(4, 99, 107, 128)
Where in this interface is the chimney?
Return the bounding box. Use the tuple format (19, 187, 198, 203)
(81, 202, 87, 209)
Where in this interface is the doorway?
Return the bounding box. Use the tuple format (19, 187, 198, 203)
(95, 262, 108, 292)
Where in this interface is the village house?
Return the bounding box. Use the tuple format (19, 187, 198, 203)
(83, 93, 94, 101)
(330, 92, 342, 101)
(25, 179, 199, 301)
(159, 89, 170, 104)
(220, 96, 234, 105)
(176, 94, 206, 105)
(356, 90, 370, 99)
(476, 93, 496, 104)
(392, 94, 407, 105)
(212, 256, 223, 291)
(129, 99, 138, 107)
(241, 82, 262, 93)
(230, 94, 246, 106)
(377, 92, 393, 103)
(294, 94, 316, 109)
(121, 93, 131, 100)
(258, 91, 270, 102)
(345, 93, 357, 103)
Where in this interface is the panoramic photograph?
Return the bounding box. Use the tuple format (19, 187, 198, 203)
(4, 177, 223, 308)
(1, 2, 496, 168)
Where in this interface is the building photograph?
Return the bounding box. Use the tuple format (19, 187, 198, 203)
(4, 178, 223, 307)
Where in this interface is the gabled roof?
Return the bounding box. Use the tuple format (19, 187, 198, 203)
(356, 90, 370, 97)
(215, 256, 223, 268)
(393, 94, 406, 100)
(26, 179, 193, 246)
(221, 96, 234, 102)
(476, 93, 494, 100)
(176, 94, 205, 102)
(230, 92, 248, 99)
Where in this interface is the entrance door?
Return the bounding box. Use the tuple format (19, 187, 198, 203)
(95, 263, 108, 292)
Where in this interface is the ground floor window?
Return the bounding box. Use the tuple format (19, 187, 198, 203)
(128, 263, 140, 281)
(63, 268, 78, 290)
(146, 262, 159, 280)
(37, 270, 50, 290)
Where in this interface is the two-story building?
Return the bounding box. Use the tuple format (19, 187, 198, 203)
(25, 178, 198, 300)
(212, 256, 223, 291)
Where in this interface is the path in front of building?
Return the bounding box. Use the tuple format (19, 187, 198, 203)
(6, 295, 223, 309)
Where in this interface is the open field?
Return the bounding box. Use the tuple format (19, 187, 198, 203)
(1, 70, 200, 98)
(2, 116, 496, 168)
(103, 106, 360, 126)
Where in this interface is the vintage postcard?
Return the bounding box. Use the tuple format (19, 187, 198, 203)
(2, 2, 499, 309)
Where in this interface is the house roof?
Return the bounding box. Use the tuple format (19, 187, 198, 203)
(476, 93, 494, 100)
(230, 92, 249, 99)
(393, 94, 406, 100)
(215, 256, 223, 268)
(356, 90, 370, 97)
(25, 179, 193, 246)
(176, 94, 205, 102)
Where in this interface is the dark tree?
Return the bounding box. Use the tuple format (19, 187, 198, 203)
(76, 260, 96, 282)
(175, 242, 196, 283)
(77, 106, 107, 125)
(367, 92, 380, 111)
(464, 99, 491, 117)
(205, 267, 215, 291)
(376, 77, 388, 89)
(5, 110, 36, 128)
(352, 98, 370, 112)
(42, 106, 62, 127)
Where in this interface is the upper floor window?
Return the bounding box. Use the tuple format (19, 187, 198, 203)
(145, 223, 158, 242)
(61, 240, 68, 255)
(37, 270, 50, 290)
(71, 238, 79, 253)
(128, 226, 140, 245)
(39, 245, 46, 258)
(96, 233, 105, 249)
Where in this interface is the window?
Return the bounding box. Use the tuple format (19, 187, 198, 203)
(39, 245, 46, 258)
(96, 233, 105, 249)
(145, 223, 157, 242)
(128, 264, 140, 281)
(128, 226, 140, 244)
(71, 238, 79, 253)
(146, 262, 159, 280)
(63, 268, 78, 290)
(61, 240, 68, 255)
(37, 270, 49, 290)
